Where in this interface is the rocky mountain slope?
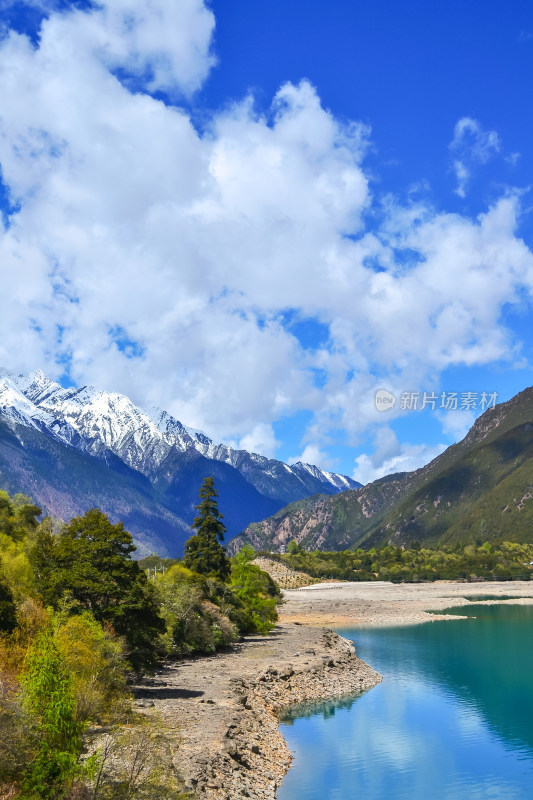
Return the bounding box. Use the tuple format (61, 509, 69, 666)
(233, 386, 533, 553)
(0, 369, 360, 555)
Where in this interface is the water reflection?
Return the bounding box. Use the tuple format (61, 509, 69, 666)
(277, 605, 533, 800)
(463, 595, 529, 601)
(281, 694, 362, 725)
(357, 604, 533, 755)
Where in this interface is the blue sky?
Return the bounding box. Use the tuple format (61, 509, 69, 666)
(0, 0, 532, 482)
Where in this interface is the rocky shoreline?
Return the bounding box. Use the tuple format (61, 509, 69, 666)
(133, 623, 381, 799)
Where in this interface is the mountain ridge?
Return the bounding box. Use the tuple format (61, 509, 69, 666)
(231, 386, 533, 553)
(0, 369, 359, 498)
(0, 369, 360, 555)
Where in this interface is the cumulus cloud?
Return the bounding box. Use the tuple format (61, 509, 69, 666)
(0, 1, 532, 462)
(237, 423, 280, 459)
(1, 0, 216, 95)
(437, 408, 477, 441)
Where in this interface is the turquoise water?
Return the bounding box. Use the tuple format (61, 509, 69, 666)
(277, 604, 533, 800)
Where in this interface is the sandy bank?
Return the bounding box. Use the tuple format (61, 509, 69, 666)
(133, 623, 380, 799)
(280, 579, 533, 627)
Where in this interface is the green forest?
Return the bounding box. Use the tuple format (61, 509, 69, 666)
(276, 540, 533, 582)
(0, 480, 279, 799)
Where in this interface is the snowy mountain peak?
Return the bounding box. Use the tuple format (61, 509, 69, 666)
(0, 369, 361, 498)
(0, 375, 57, 432)
(11, 369, 61, 402)
(0, 368, 363, 554)
(290, 461, 356, 490)
(0, 377, 37, 419)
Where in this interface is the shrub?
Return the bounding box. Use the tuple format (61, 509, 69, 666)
(19, 627, 85, 800)
(55, 613, 130, 724)
(156, 565, 237, 656)
(229, 555, 279, 634)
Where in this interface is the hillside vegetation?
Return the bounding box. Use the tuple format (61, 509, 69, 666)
(272, 540, 533, 583)
(0, 487, 279, 799)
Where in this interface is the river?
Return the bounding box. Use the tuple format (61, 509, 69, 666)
(277, 603, 533, 800)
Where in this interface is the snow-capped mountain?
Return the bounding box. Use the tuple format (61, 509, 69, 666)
(0, 369, 360, 556)
(1, 369, 360, 499)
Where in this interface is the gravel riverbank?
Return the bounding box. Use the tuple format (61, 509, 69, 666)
(133, 623, 381, 799)
(280, 579, 533, 626)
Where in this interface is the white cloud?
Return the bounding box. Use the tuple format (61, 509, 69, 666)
(21, 0, 217, 96)
(0, 3, 532, 463)
(237, 423, 280, 459)
(353, 428, 447, 484)
(449, 117, 502, 197)
(451, 117, 501, 162)
(451, 159, 470, 199)
(288, 444, 334, 471)
(98, 0, 216, 95)
(437, 408, 477, 441)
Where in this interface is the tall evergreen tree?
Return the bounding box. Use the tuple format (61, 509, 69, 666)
(184, 477, 231, 581)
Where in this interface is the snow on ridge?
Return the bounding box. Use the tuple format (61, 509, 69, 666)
(0, 378, 45, 427)
(11, 369, 63, 403)
(1, 369, 359, 492)
(4, 372, 172, 470)
(184, 424, 211, 441)
(323, 471, 354, 488)
(292, 461, 359, 488)
(292, 461, 326, 480)
(0, 375, 74, 445)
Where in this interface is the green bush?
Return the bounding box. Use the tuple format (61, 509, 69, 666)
(55, 612, 130, 724)
(20, 627, 86, 800)
(156, 564, 237, 656)
(229, 552, 279, 634)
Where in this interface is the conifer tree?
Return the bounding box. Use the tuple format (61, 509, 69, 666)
(184, 477, 231, 581)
